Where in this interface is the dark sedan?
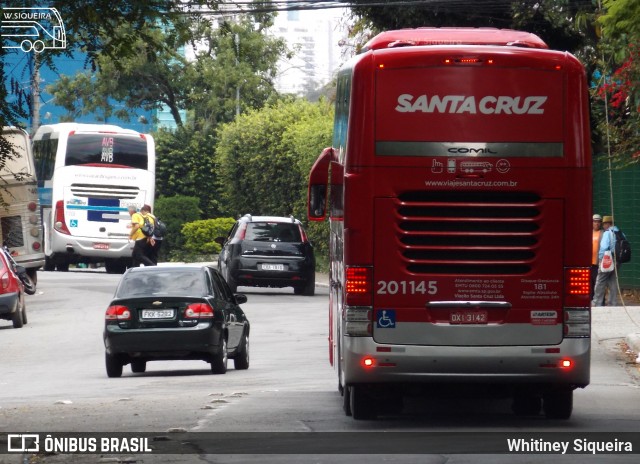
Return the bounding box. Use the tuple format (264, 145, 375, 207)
(103, 265, 250, 377)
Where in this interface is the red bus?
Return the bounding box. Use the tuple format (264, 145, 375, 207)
(308, 28, 591, 420)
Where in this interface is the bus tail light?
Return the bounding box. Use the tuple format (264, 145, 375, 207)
(563, 308, 590, 338)
(345, 266, 373, 306)
(564, 268, 590, 306)
(344, 307, 372, 337)
(54, 200, 71, 235)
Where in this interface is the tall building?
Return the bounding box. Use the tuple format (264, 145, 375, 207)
(270, 9, 347, 96)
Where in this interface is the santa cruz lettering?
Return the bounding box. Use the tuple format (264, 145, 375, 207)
(395, 94, 547, 114)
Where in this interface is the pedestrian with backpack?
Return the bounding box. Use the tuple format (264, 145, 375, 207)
(143, 204, 165, 265)
(592, 215, 626, 306)
(128, 205, 155, 267)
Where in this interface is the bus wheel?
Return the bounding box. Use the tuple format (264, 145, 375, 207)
(56, 262, 69, 272)
(44, 257, 55, 271)
(543, 389, 573, 420)
(512, 393, 542, 416)
(350, 385, 377, 420)
(343, 385, 352, 416)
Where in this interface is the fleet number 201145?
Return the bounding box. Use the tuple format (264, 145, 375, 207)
(377, 280, 438, 295)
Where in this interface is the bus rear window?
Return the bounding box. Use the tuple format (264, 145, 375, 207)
(65, 134, 148, 169)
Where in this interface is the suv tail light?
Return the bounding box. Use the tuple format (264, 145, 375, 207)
(185, 303, 214, 319)
(106, 305, 131, 321)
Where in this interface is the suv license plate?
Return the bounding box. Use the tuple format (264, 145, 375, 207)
(261, 264, 285, 271)
(450, 310, 488, 324)
(141, 309, 175, 319)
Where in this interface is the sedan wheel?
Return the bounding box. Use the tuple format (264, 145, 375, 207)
(105, 353, 123, 378)
(12, 305, 24, 329)
(211, 336, 228, 374)
(233, 333, 250, 370)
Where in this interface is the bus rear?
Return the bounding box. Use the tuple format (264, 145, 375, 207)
(308, 29, 591, 420)
(33, 124, 155, 273)
(0, 127, 45, 282)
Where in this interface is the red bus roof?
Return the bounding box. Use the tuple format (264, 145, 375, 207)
(363, 28, 549, 51)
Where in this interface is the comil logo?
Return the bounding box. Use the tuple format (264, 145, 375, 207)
(1, 7, 66, 53)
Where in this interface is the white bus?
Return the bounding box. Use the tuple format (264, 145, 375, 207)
(32, 123, 155, 273)
(0, 127, 45, 284)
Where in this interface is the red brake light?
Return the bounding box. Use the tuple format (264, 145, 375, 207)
(565, 268, 590, 307)
(54, 200, 71, 235)
(185, 303, 214, 319)
(345, 266, 373, 306)
(560, 359, 572, 369)
(106, 305, 131, 321)
(362, 356, 375, 368)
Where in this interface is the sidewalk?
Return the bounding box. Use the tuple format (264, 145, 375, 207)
(592, 305, 640, 360)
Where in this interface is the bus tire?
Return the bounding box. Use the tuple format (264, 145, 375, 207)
(350, 385, 376, 420)
(543, 389, 573, 420)
(343, 384, 352, 416)
(56, 261, 69, 272)
(512, 393, 542, 416)
(44, 257, 55, 271)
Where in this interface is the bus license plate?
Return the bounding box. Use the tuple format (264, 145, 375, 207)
(141, 309, 175, 319)
(93, 243, 110, 250)
(450, 311, 488, 324)
(261, 264, 285, 271)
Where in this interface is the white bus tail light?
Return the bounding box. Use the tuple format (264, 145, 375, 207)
(563, 309, 590, 338)
(345, 266, 373, 306)
(345, 306, 372, 337)
(54, 200, 71, 235)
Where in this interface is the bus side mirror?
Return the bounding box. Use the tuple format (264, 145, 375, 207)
(309, 185, 327, 220)
(307, 148, 332, 221)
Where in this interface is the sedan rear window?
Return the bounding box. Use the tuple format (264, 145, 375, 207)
(246, 222, 301, 243)
(116, 270, 205, 297)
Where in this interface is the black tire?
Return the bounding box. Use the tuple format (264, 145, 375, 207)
(343, 384, 352, 416)
(350, 385, 377, 420)
(294, 274, 316, 296)
(56, 261, 69, 272)
(131, 360, 147, 373)
(233, 333, 250, 370)
(543, 389, 573, 420)
(44, 256, 55, 271)
(211, 336, 228, 374)
(105, 353, 123, 378)
(26, 268, 37, 285)
(11, 305, 24, 329)
(21, 274, 36, 295)
(512, 394, 542, 416)
(21, 304, 27, 326)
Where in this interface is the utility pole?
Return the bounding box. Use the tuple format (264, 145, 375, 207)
(235, 33, 240, 117)
(30, 52, 41, 134)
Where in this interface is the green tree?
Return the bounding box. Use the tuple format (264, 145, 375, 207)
(215, 98, 333, 265)
(154, 195, 201, 260)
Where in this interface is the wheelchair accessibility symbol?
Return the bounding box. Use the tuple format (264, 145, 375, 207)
(70, 219, 78, 228)
(376, 309, 396, 328)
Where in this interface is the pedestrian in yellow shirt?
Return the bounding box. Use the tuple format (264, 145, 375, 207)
(128, 205, 155, 267)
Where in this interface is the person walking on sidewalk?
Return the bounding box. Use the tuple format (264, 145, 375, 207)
(591, 214, 604, 302)
(592, 215, 621, 307)
(128, 205, 155, 267)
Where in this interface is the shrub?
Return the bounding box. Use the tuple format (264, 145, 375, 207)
(182, 217, 236, 255)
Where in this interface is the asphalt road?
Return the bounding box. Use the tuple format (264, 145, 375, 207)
(1, 269, 640, 463)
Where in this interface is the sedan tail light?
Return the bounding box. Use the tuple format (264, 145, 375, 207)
(1, 272, 10, 290)
(185, 303, 214, 319)
(106, 305, 131, 321)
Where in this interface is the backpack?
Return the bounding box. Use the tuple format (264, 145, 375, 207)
(153, 217, 167, 238)
(140, 215, 155, 237)
(613, 229, 631, 264)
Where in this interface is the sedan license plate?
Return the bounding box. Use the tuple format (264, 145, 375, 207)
(93, 243, 109, 250)
(450, 310, 488, 324)
(261, 264, 285, 271)
(141, 309, 175, 319)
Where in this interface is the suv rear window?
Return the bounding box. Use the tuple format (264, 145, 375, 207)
(245, 222, 301, 243)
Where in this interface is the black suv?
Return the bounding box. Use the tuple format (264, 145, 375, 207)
(216, 215, 316, 296)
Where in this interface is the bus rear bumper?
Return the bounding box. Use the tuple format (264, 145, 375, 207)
(342, 337, 590, 388)
(50, 233, 132, 259)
